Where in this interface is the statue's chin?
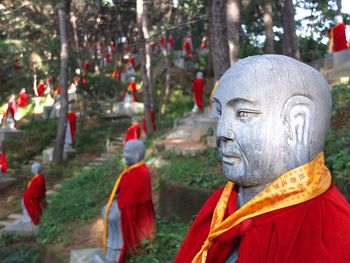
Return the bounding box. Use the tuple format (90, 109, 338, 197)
(222, 161, 250, 186)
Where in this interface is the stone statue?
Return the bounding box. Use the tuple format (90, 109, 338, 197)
(22, 162, 46, 226)
(175, 55, 350, 263)
(102, 140, 155, 262)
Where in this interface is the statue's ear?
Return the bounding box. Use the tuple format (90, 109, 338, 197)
(282, 95, 315, 147)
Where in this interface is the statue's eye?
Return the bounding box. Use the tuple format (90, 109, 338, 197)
(237, 110, 249, 118)
(216, 108, 222, 118)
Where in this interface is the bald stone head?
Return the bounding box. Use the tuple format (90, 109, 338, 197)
(31, 162, 43, 175)
(213, 54, 332, 187)
(123, 140, 145, 166)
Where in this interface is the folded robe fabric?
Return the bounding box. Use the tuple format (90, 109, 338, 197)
(175, 184, 350, 263)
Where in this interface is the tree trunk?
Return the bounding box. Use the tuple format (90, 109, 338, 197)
(336, 0, 342, 15)
(263, 1, 274, 53)
(281, 0, 300, 59)
(137, 0, 152, 135)
(211, 0, 231, 80)
(226, 0, 240, 64)
(53, 3, 70, 163)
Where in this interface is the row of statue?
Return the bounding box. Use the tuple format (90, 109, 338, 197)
(11, 54, 350, 262)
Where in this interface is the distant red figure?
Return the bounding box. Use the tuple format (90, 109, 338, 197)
(123, 77, 137, 102)
(23, 163, 46, 225)
(37, 80, 45, 97)
(84, 62, 90, 72)
(18, 88, 28, 107)
(192, 72, 204, 111)
(328, 15, 348, 52)
(68, 109, 77, 145)
(0, 144, 7, 175)
(125, 120, 141, 143)
(143, 108, 156, 135)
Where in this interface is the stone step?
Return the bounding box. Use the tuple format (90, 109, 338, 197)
(8, 214, 22, 220)
(33, 155, 43, 162)
(46, 190, 56, 196)
(53, 183, 62, 190)
(94, 157, 107, 162)
(0, 220, 15, 227)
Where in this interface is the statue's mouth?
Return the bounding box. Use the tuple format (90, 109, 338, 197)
(222, 152, 241, 164)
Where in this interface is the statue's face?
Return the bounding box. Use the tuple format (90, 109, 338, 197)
(213, 68, 288, 187)
(123, 140, 145, 166)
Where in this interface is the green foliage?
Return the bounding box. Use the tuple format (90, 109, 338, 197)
(158, 148, 225, 191)
(325, 83, 350, 200)
(0, 245, 42, 263)
(129, 216, 191, 263)
(37, 156, 123, 244)
(4, 119, 57, 166)
(87, 74, 122, 98)
(331, 83, 350, 110)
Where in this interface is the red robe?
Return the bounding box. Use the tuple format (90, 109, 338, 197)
(68, 111, 77, 145)
(117, 164, 156, 263)
(142, 109, 156, 135)
(124, 82, 137, 101)
(0, 147, 7, 173)
(19, 91, 28, 107)
(84, 62, 90, 72)
(124, 123, 141, 143)
(37, 83, 45, 97)
(192, 78, 204, 110)
(329, 23, 348, 52)
(23, 174, 46, 225)
(175, 184, 350, 263)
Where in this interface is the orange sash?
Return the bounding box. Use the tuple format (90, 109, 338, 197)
(192, 152, 331, 263)
(27, 174, 40, 189)
(103, 161, 145, 255)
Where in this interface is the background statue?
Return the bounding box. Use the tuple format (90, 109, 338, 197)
(102, 139, 155, 262)
(175, 54, 350, 263)
(22, 162, 47, 226)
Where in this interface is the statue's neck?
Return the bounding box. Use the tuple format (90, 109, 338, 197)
(237, 184, 268, 208)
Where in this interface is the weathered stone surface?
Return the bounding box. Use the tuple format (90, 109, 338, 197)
(70, 248, 109, 263)
(191, 117, 216, 143)
(112, 101, 144, 117)
(1, 219, 38, 236)
(43, 147, 54, 164)
(0, 128, 24, 143)
(159, 180, 213, 222)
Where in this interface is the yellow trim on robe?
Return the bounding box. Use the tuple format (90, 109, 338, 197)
(192, 152, 332, 263)
(103, 160, 145, 255)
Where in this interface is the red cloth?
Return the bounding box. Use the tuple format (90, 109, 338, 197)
(0, 147, 7, 173)
(167, 37, 173, 48)
(200, 42, 207, 49)
(184, 41, 191, 51)
(142, 109, 156, 135)
(124, 82, 137, 101)
(175, 184, 350, 263)
(106, 53, 111, 64)
(19, 91, 28, 107)
(192, 78, 204, 109)
(128, 57, 136, 69)
(117, 164, 156, 263)
(329, 23, 348, 52)
(37, 83, 45, 97)
(84, 62, 90, 72)
(125, 123, 141, 142)
(23, 174, 46, 225)
(68, 111, 76, 145)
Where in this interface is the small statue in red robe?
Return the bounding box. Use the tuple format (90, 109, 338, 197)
(328, 15, 348, 52)
(124, 118, 141, 143)
(123, 76, 137, 102)
(1, 97, 17, 129)
(22, 163, 46, 225)
(142, 107, 156, 135)
(18, 88, 28, 107)
(102, 140, 155, 263)
(0, 144, 7, 176)
(192, 72, 205, 113)
(37, 80, 45, 97)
